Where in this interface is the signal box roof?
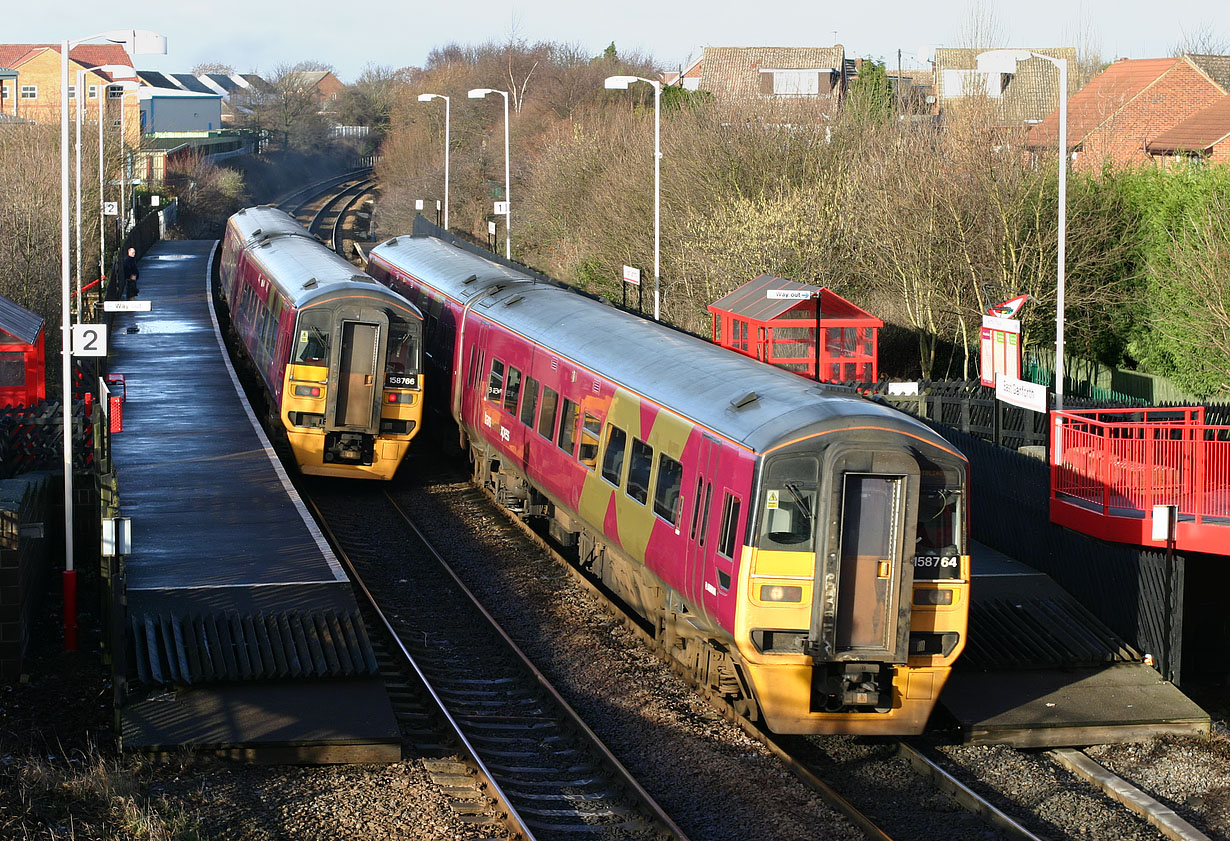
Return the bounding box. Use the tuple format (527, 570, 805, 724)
(0, 293, 44, 346)
(707, 273, 882, 325)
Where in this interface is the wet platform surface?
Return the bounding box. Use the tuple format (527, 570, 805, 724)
(107, 240, 398, 762)
(940, 542, 1210, 746)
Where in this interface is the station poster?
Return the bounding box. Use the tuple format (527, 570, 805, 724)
(980, 315, 1021, 388)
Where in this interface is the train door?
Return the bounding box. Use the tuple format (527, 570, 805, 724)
(684, 435, 719, 613)
(811, 447, 918, 665)
(336, 321, 380, 430)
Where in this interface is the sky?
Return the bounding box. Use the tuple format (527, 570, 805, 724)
(5, 0, 1228, 82)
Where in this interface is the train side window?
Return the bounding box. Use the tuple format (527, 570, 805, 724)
(626, 438, 653, 505)
(503, 366, 522, 414)
(689, 477, 704, 539)
(578, 413, 601, 469)
(654, 454, 684, 525)
(717, 493, 742, 559)
(557, 398, 579, 455)
(601, 426, 627, 485)
(537, 387, 559, 439)
(488, 359, 504, 403)
(520, 377, 539, 427)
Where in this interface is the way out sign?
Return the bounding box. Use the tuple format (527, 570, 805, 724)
(71, 323, 107, 357)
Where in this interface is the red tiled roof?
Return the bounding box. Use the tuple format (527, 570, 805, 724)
(1026, 57, 1181, 149)
(1147, 94, 1230, 154)
(0, 43, 133, 70)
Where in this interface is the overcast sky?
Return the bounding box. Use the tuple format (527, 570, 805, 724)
(7, 0, 1228, 82)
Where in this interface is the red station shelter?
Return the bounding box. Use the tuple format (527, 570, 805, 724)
(0, 294, 46, 408)
(708, 274, 882, 383)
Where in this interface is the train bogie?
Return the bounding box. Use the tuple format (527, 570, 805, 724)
(367, 232, 969, 734)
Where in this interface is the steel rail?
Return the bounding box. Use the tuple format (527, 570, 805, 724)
(307, 178, 369, 241)
(302, 492, 539, 841)
(329, 184, 377, 257)
(381, 490, 691, 841)
(273, 167, 372, 217)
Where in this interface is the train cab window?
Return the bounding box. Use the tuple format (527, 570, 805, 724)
(488, 359, 505, 403)
(626, 438, 654, 505)
(579, 414, 601, 469)
(717, 493, 742, 559)
(293, 311, 331, 364)
(385, 315, 421, 380)
(520, 377, 539, 427)
(537, 387, 559, 439)
(602, 426, 627, 485)
(557, 398, 579, 455)
(914, 484, 963, 580)
(757, 455, 818, 552)
(503, 366, 522, 415)
(653, 454, 684, 525)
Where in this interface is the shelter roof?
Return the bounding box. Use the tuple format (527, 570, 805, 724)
(0, 294, 45, 346)
(707, 274, 881, 324)
(1147, 94, 1230, 154)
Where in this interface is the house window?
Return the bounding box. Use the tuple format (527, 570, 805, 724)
(108, 86, 124, 99)
(88, 85, 98, 99)
(759, 69, 828, 96)
(0, 85, 8, 100)
(68, 85, 76, 99)
(20, 85, 37, 99)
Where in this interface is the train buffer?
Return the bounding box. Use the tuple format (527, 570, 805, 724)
(939, 542, 1210, 747)
(104, 240, 399, 763)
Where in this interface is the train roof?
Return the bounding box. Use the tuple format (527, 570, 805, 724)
(369, 235, 961, 460)
(227, 207, 420, 317)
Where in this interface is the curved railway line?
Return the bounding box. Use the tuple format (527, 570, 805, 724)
(275, 168, 377, 261)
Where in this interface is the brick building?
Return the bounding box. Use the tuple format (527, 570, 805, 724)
(1147, 93, 1230, 164)
(0, 43, 141, 144)
(1026, 55, 1227, 170)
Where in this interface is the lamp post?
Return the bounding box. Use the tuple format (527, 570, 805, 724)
(96, 74, 139, 298)
(467, 88, 510, 259)
(417, 93, 450, 230)
(60, 29, 164, 652)
(976, 49, 1068, 410)
(604, 75, 662, 321)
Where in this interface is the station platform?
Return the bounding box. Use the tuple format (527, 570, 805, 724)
(106, 240, 399, 763)
(939, 542, 1210, 747)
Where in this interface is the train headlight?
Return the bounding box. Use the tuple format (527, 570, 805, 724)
(760, 585, 802, 603)
(294, 385, 323, 398)
(386, 391, 415, 405)
(913, 589, 954, 606)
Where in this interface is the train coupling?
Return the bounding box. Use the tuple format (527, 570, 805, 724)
(811, 662, 894, 713)
(323, 431, 375, 465)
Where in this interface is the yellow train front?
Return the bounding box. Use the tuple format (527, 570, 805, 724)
(220, 206, 424, 479)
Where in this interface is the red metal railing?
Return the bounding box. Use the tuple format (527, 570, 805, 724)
(1052, 407, 1230, 527)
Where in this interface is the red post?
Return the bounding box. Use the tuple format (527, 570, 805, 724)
(62, 568, 78, 652)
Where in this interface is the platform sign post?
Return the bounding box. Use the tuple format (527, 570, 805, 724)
(1152, 504, 1179, 682)
(623, 265, 642, 313)
(71, 323, 107, 357)
(980, 315, 1021, 388)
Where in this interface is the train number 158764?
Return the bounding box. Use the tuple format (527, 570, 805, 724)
(912, 554, 960, 579)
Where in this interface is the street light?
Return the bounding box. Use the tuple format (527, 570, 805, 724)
(417, 93, 450, 230)
(605, 75, 662, 321)
(976, 49, 1068, 411)
(76, 64, 136, 320)
(60, 29, 164, 652)
(468, 87, 510, 258)
(96, 75, 140, 301)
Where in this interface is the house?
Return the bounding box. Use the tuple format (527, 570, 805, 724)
(934, 47, 1077, 123)
(0, 43, 140, 141)
(1026, 55, 1227, 170)
(282, 70, 345, 103)
(675, 46, 847, 114)
(1146, 94, 1230, 164)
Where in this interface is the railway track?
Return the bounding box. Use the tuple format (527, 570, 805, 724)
(274, 168, 377, 261)
(393, 455, 1215, 841)
(304, 481, 689, 841)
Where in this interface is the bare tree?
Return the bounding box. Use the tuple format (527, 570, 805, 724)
(192, 61, 235, 76)
(1171, 22, 1230, 56)
(954, 0, 1005, 49)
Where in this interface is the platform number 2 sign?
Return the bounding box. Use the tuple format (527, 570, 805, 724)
(71, 324, 108, 357)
